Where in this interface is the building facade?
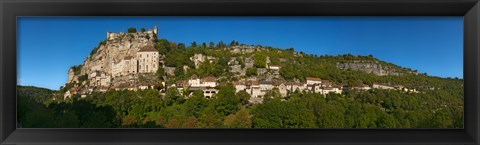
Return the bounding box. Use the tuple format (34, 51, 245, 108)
(137, 45, 159, 73)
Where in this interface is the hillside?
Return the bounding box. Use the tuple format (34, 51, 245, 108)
(62, 26, 461, 99)
(18, 26, 464, 128)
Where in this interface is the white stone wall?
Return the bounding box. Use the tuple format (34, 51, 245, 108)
(111, 61, 124, 77)
(260, 84, 273, 92)
(250, 87, 262, 98)
(189, 79, 201, 87)
(306, 80, 321, 85)
(137, 51, 159, 73)
(203, 88, 217, 98)
(235, 85, 246, 93)
(203, 82, 217, 87)
(123, 59, 137, 74)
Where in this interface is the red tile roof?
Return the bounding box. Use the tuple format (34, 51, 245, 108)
(202, 76, 216, 82)
(306, 77, 322, 81)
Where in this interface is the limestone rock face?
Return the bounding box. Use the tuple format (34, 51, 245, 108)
(336, 61, 408, 76)
(190, 54, 206, 69)
(190, 54, 215, 69)
(81, 32, 155, 77)
(165, 67, 176, 76)
(67, 68, 75, 83)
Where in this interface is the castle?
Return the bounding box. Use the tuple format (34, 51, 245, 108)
(64, 26, 162, 98)
(108, 26, 160, 78)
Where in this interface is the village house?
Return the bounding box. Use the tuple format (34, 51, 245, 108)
(306, 77, 322, 85)
(187, 75, 217, 88)
(188, 86, 218, 98)
(89, 71, 111, 88)
(259, 81, 274, 93)
(267, 65, 281, 75)
(233, 80, 262, 98)
(175, 75, 219, 98)
(320, 85, 343, 94)
(201, 76, 217, 87)
(285, 82, 306, 93)
(273, 81, 288, 97)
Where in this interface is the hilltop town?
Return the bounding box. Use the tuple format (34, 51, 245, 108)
(62, 26, 421, 103)
(19, 26, 463, 129)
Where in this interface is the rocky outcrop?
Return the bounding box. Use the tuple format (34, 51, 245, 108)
(336, 61, 407, 76)
(67, 68, 75, 84)
(64, 27, 161, 93)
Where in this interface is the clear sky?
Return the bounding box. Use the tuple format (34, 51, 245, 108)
(18, 17, 463, 90)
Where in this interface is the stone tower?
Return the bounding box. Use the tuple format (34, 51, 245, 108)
(153, 25, 158, 36)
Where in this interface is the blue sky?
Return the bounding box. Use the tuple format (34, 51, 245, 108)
(18, 17, 463, 90)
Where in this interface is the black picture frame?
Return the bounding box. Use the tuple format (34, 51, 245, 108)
(1, 0, 479, 144)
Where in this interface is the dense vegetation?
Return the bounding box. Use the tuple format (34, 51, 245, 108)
(17, 38, 463, 128)
(18, 82, 462, 128)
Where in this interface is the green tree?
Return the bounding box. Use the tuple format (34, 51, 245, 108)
(236, 90, 251, 106)
(223, 108, 252, 128)
(246, 67, 257, 76)
(230, 40, 237, 47)
(214, 83, 240, 116)
(252, 100, 316, 128)
(184, 92, 208, 117)
(209, 42, 215, 49)
(164, 87, 183, 106)
(128, 27, 137, 33)
(191, 41, 197, 47)
(253, 53, 267, 68)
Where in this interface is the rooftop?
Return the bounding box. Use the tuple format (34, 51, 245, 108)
(306, 77, 322, 81)
(138, 45, 157, 52)
(202, 76, 216, 82)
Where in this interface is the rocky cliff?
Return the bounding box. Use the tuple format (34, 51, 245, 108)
(336, 60, 419, 76)
(64, 27, 160, 95)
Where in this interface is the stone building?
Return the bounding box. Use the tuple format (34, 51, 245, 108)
(306, 77, 322, 85)
(137, 45, 159, 73)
